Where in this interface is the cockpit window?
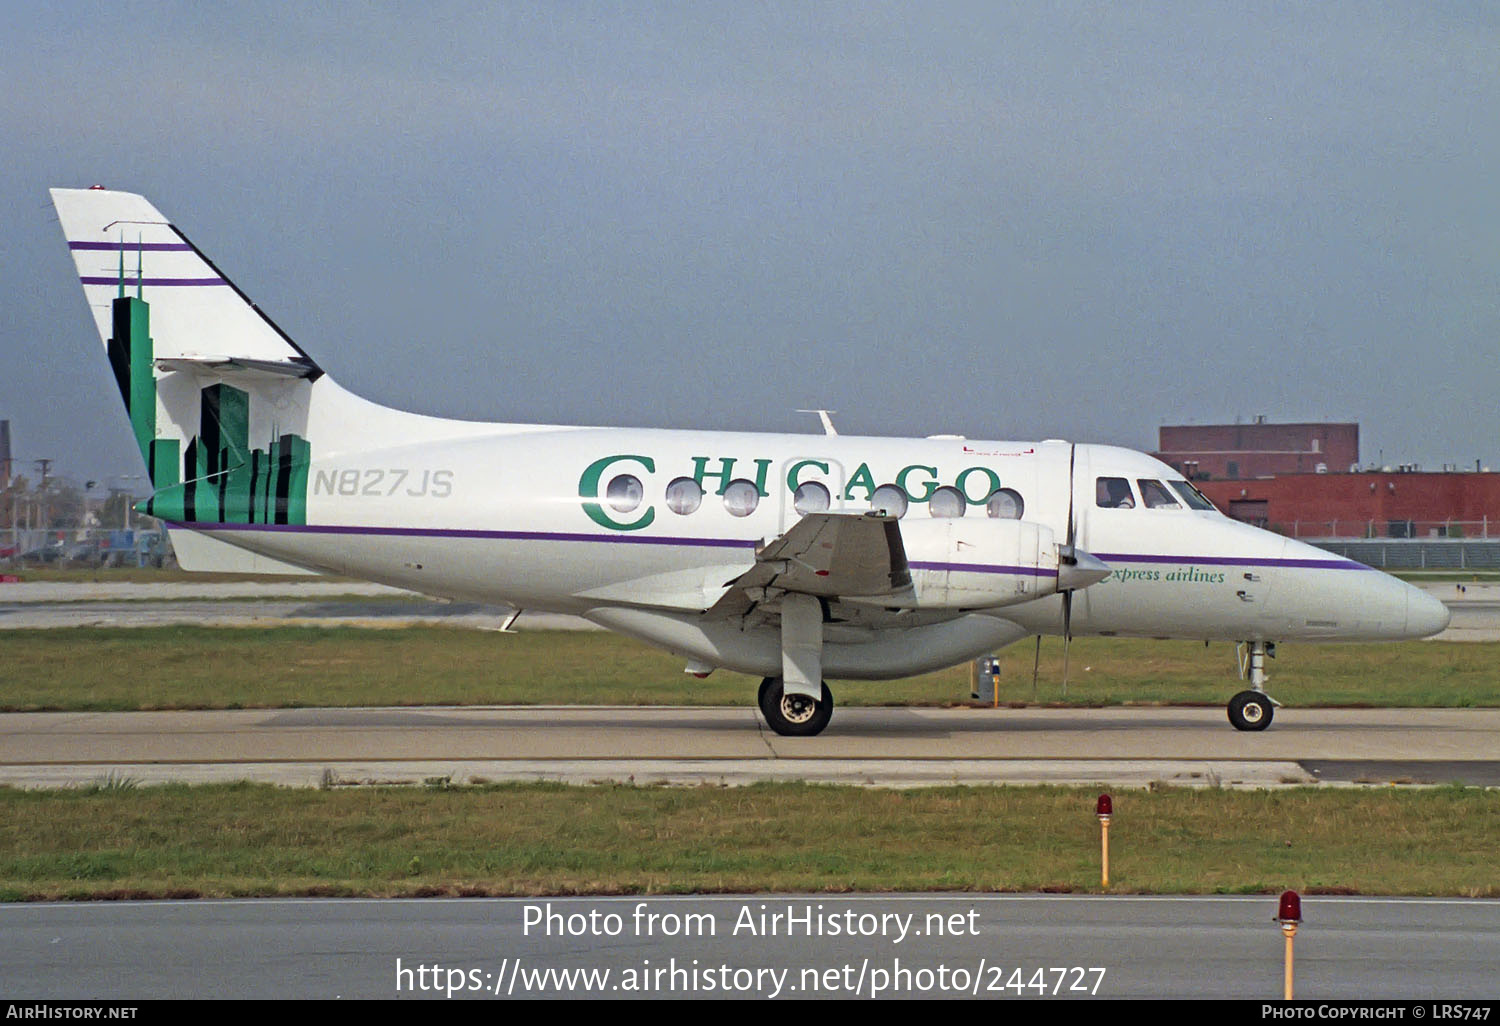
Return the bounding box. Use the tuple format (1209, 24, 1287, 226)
(1137, 479, 1183, 510)
(1168, 480, 1217, 511)
(1095, 477, 1136, 509)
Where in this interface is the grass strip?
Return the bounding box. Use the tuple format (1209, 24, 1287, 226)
(1, 627, 1496, 712)
(1, 782, 1494, 901)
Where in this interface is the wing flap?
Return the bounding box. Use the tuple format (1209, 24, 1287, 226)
(709, 512, 914, 617)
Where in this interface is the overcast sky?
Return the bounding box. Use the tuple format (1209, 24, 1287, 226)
(5, 2, 1498, 491)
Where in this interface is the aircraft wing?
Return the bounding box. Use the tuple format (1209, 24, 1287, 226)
(708, 512, 914, 617)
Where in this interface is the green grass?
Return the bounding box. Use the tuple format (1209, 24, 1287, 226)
(1, 782, 1492, 901)
(2, 627, 1495, 712)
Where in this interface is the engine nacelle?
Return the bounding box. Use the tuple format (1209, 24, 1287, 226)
(894, 518, 1060, 610)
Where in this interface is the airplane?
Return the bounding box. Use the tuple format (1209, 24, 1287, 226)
(49, 186, 1452, 737)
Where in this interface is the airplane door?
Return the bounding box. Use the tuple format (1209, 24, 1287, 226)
(778, 458, 847, 535)
(1068, 444, 1101, 629)
(1068, 443, 1091, 554)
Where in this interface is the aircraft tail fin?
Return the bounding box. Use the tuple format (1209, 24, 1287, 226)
(53, 186, 518, 541)
(52, 187, 320, 376)
(52, 187, 328, 526)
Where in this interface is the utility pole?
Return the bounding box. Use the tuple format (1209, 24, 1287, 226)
(33, 459, 53, 537)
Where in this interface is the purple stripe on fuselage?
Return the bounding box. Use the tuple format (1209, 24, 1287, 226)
(909, 560, 1058, 578)
(80, 276, 225, 287)
(165, 524, 1362, 571)
(70, 242, 193, 251)
(170, 521, 759, 549)
(1094, 552, 1368, 571)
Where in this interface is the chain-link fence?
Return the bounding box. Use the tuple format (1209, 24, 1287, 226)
(1269, 519, 1491, 540)
(1309, 539, 1500, 570)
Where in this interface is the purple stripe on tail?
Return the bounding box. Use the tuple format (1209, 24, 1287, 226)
(69, 242, 193, 252)
(81, 276, 225, 287)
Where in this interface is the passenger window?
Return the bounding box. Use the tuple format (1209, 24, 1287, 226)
(1137, 479, 1182, 510)
(929, 485, 966, 518)
(986, 488, 1025, 520)
(1095, 477, 1135, 509)
(722, 479, 761, 518)
(606, 474, 644, 513)
(793, 480, 831, 516)
(664, 477, 703, 515)
(870, 484, 909, 519)
(1168, 480, 1217, 511)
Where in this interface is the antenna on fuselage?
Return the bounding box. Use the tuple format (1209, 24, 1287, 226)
(796, 409, 838, 436)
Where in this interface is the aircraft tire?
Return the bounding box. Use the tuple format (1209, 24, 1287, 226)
(757, 676, 776, 715)
(1227, 689, 1273, 731)
(758, 677, 834, 737)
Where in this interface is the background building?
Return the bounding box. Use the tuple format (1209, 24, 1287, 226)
(1155, 419, 1497, 540)
(1196, 470, 1500, 539)
(1156, 418, 1358, 480)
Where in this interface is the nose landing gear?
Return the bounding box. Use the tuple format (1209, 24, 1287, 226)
(1228, 640, 1278, 731)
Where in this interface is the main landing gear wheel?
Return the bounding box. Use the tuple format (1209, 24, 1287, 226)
(758, 676, 834, 737)
(1227, 689, 1273, 732)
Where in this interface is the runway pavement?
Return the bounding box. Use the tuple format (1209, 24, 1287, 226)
(5, 894, 1497, 999)
(4, 705, 1497, 789)
(3, 580, 1495, 790)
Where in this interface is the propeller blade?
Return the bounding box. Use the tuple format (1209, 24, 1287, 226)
(1066, 444, 1077, 548)
(1061, 443, 1077, 699)
(1031, 635, 1041, 699)
(1061, 591, 1073, 698)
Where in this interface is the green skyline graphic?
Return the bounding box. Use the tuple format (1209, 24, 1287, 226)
(105, 265, 310, 525)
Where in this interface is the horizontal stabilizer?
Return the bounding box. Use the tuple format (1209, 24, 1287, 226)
(167, 528, 323, 575)
(50, 186, 319, 371)
(156, 356, 320, 380)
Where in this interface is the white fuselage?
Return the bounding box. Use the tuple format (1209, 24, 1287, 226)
(176, 421, 1448, 679)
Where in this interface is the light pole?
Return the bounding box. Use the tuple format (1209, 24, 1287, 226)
(110, 475, 144, 531)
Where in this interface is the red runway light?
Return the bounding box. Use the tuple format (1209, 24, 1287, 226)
(1278, 890, 1302, 924)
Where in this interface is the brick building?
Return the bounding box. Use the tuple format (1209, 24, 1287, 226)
(1194, 470, 1500, 538)
(1156, 419, 1358, 480)
(1153, 419, 1497, 539)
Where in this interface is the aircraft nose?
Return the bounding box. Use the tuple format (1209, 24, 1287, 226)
(1405, 585, 1452, 639)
